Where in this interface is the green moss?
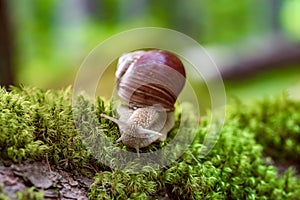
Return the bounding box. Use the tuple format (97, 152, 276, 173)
(0, 88, 48, 162)
(89, 93, 300, 199)
(16, 187, 44, 200)
(229, 94, 300, 164)
(1, 86, 300, 199)
(89, 170, 158, 199)
(0, 184, 10, 200)
(16, 87, 93, 172)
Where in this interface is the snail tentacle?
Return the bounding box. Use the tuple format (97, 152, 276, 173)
(100, 113, 162, 138)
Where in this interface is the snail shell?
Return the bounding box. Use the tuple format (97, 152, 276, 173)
(101, 50, 186, 155)
(116, 49, 186, 111)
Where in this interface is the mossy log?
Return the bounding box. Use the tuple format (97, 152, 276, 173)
(0, 86, 299, 199)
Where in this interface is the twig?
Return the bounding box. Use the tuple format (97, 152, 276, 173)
(45, 153, 52, 172)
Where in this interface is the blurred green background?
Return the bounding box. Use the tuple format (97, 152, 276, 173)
(1, 0, 300, 104)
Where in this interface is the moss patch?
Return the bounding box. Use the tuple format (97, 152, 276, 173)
(0, 86, 300, 199)
(230, 94, 300, 165)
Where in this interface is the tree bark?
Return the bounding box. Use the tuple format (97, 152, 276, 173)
(0, 0, 14, 87)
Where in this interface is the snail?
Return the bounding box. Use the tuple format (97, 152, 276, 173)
(100, 49, 186, 155)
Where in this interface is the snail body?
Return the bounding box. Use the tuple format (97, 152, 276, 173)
(101, 50, 186, 154)
(100, 105, 174, 149)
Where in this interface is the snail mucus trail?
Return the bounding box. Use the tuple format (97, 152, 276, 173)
(100, 49, 186, 156)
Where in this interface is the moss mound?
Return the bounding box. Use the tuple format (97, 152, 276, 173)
(0, 86, 300, 199)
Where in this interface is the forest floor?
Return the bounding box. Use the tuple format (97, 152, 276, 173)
(0, 160, 93, 200)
